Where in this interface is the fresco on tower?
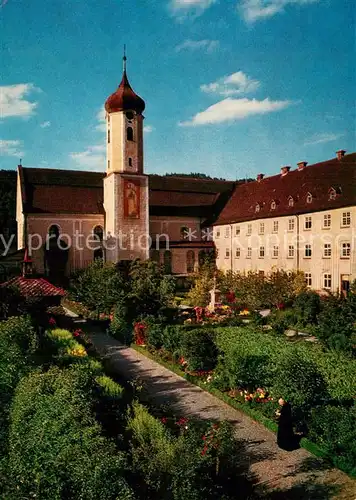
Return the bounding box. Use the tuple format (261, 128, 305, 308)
(124, 179, 140, 218)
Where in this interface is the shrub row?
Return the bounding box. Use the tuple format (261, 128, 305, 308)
(142, 323, 356, 475)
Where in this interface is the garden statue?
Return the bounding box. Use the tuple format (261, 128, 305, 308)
(208, 275, 222, 311)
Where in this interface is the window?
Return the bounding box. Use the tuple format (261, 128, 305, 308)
(271, 201, 276, 210)
(151, 249, 160, 263)
(304, 216, 312, 230)
(255, 203, 260, 213)
(288, 245, 295, 258)
(323, 214, 331, 228)
(180, 226, 189, 240)
(48, 224, 60, 239)
(235, 225, 240, 236)
(273, 221, 279, 233)
(225, 248, 230, 259)
(247, 224, 252, 235)
(108, 130, 110, 143)
(341, 242, 351, 258)
(329, 188, 336, 200)
(128, 157, 133, 167)
(306, 192, 313, 204)
(235, 247, 241, 258)
(288, 218, 295, 231)
(127, 126, 134, 141)
(247, 247, 252, 259)
(259, 246, 265, 258)
(323, 273, 332, 289)
(323, 243, 331, 258)
(305, 273, 312, 287)
(288, 196, 294, 207)
(305, 244, 312, 258)
(186, 250, 195, 274)
(341, 212, 351, 227)
(225, 227, 230, 238)
(108, 160, 110, 170)
(163, 250, 172, 274)
(259, 270, 265, 277)
(259, 222, 265, 235)
(273, 245, 279, 258)
(216, 229, 220, 239)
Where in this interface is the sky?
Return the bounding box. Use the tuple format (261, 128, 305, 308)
(1, 0, 355, 180)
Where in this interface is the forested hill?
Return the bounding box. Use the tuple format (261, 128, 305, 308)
(0, 170, 17, 235)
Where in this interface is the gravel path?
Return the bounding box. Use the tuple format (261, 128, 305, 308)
(66, 312, 355, 499)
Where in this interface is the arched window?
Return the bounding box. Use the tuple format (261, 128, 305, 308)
(186, 250, 195, 274)
(151, 249, 160, 263)
(288, 196, 294, 207)
(48, 224, 60, 239)
(93, 226, 104, 261)
(180, 226, 188, 240)
(163, 250, 172, 274)
(255, 203, 260, 213)
(271, 200, 276, 210)
(306, 192, 313, 204)
(198, 250, 206, 268)
(128, 157, 133, 167)
(127, 127, 134, 141)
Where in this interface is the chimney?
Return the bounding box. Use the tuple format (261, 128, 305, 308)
(281, 166, 291, 176)
(297, 161, 308, 171)
(256, 173, 264, 182)
(336, 150, 346, 160)
(22, 248, 33, 278)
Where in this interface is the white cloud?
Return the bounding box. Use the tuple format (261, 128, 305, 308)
(179, 97, 292, 126)
(239, 0, 319, 23)
(0, 83, 40, 119)
(201, 71, 260, 96)
(170, 0, 216, 17)
(70, 144, 105, 171)
(176, 39, 219, 53)
(96, 107, 106, 132)
(144, 125, 155, 133)
(304, 132, 343, 146)
(0, 139, 24, 157)
(40, 121, 51, 128)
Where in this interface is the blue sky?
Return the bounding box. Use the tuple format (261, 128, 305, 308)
(1, 0, 355, 179)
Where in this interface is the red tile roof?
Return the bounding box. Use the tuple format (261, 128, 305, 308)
(215, 153, 356, 225)
(20, 167, 235, 217)
(0, 277, 66, 297)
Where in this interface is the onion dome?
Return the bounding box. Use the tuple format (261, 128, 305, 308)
(105, 70, 145, 114)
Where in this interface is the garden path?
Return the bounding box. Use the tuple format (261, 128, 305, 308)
(64, 309, 355, 499)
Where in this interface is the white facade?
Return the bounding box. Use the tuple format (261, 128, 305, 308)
(214, 206, 356, 293)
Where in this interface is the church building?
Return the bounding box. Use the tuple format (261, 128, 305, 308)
(14, 58, 356, 293)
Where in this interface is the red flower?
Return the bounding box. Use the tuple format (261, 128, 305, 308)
(49, 317, 56, 327)
(161, 417, 167, 424)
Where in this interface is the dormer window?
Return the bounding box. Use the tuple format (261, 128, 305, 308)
(288, 196, 294, 207)
(271, 200, 276, 210)
(306, 192, 313, 204)
(255, 203, 260, 213)
(328, 187, 337, 200)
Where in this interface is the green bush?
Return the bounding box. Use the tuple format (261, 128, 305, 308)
(127, 402, 249, 499)
(181, 328, 218, 371)
(95, 375, 124, 399)
(162, 325, 184, 356)
(214, 328, 276, 390)
(272, 346, 328, 418)
(269, 309, 297, 334)
(7, 366, 133, 500)
(146, 322, 165, 349)
(293, 291, 321, 326)
(308, 403, 356, 476)
(109, 304, 133, 344)
(315, 293, 356, 353)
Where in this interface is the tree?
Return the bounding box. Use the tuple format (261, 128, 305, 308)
(71, 260, 125, 319)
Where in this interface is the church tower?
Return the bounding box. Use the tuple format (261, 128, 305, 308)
(103, 53, 149, 263)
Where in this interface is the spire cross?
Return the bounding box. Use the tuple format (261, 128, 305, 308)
(123, 44, 127, 72)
